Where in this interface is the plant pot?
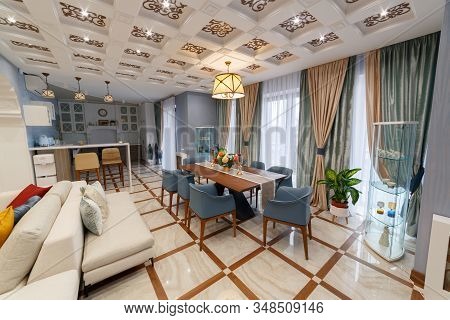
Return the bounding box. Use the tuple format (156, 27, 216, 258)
(222, 166, 230, 172)
(330, 200, 349, 218)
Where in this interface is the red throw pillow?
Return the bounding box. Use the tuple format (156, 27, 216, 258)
(7, 184, 52, 209)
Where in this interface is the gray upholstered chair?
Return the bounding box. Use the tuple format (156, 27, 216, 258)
(249, 161, 266, 207)
(267, 166, 293, 189)
(161, 169, 179, 209)
(263, 186, 313, 259)
(176, 171, 195, 222)
(188, 183, 236, 251)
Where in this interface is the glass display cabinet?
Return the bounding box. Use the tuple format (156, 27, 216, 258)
(195, 127, 215, 157)
(364, 121, 418, 261)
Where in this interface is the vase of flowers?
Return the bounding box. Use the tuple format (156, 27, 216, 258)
(213, 147, 239, 171)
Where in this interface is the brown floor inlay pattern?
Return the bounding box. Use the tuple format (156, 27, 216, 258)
(84, 162, 423, 300)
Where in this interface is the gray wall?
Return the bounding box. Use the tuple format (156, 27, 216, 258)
(414, 0, 450, 275)
(175, 92, 217, 158)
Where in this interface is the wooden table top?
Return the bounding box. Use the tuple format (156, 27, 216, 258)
(181, 164, 286, 193)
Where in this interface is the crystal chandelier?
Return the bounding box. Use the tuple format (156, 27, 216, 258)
(41, 72, 55, 98)
(104, 80, 113, 102)
(74, 77, 86, 101)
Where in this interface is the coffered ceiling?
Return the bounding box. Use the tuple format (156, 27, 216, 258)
(0, 0, 445, 103)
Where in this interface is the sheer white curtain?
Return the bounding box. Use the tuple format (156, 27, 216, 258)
(260, 72, 300, 182)
(349, 56, 371, 216)
(226, 99, 237, 152)
(161, 97, 177, 170)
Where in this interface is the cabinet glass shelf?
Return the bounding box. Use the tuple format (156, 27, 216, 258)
(364, 121, 418, 262)
(370, 181, 407, 195)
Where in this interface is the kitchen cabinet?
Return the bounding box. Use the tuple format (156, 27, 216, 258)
(59, 102, 86, 133)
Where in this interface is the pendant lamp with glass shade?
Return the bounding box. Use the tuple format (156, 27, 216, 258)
(212, 61, 244, 99)
(41, 73, 55, 98)
(104, 80, 113, 102)
(74, 77, 86, 101)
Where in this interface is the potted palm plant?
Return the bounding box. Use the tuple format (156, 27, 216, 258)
(317, 168, 362, 221)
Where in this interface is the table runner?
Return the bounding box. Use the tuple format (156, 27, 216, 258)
(197, 162, 276, 209)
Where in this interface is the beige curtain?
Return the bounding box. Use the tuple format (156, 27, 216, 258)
(365, 50, 382, 152)
(218, 100, 232, 147)
(239, 83, 259, 163)
(309, 58, 349, 209)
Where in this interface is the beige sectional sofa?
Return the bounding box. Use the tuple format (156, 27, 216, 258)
(0, 181, 155, 299)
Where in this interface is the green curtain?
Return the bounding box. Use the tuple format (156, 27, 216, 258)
(154, 101, 162, 145)
(216, 99, 230, 147)
(297, 70, 316, 187)
(380, 32, 440, 236)
(325, 55, 356, 171)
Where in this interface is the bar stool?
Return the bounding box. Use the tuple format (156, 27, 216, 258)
(74, 153, 100, 182)
(101, 148, 124, 189)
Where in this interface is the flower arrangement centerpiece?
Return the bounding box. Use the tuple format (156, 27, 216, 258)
(211, 147, 239, 171)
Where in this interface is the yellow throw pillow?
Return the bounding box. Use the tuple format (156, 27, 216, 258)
(0, 206, 14, 247)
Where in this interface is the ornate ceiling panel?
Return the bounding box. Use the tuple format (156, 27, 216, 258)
(0, 0, 436, 101)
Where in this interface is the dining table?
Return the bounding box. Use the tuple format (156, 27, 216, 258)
(181, 163, 286, 220)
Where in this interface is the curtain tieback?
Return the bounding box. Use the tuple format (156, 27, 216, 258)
(316, 148, 326, 156)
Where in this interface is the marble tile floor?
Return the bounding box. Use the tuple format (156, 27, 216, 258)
(83, 162, 423, 300)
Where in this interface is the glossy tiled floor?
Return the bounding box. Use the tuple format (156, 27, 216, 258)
(84, 163, 424, 300)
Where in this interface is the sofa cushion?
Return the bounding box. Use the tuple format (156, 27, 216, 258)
(7, 184, 51, 208)
(0, 194, 61, 294)
(0, 206, 14, 247)
(82, 181, 108, 222)
(82, 192, 154, 273)
(47, 181, 72, 205)
(80, 197, 103, 236)
(7, 270, 79, 300)
(28, 181, 85, 284)
(13, 196, 41, 225)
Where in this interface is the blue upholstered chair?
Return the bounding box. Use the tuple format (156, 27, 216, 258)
(263, 186, 313, 259)
(176, 171, 195, 222)
(267, 166, 293, 189)
(161, 169, 180, 209)
(189, 183, 236, 251)
(249, 161, 266, 207)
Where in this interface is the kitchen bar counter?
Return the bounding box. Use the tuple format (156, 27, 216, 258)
(29, 143, 133, 187)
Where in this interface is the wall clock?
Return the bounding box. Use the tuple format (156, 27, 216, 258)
(98, 108, 108, 117)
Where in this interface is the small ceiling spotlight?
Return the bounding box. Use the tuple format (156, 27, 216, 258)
(145, 29, 153, 37)
(162, 0, 170, 9)
(319, 34, 325, 42)
(293, 16, 300, 24)
(136, 49, 141, 54)
(81, 9, 89, 17)
(83, 35, 90, 42)
(7, 16, 16, 23)
(380, 9, 388, 17)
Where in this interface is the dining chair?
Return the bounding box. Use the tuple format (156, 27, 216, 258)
(161, 169, 180, 210)
(249, 161, 266, 207)
(188, 184, 236, 251)
(176, 171, 195, 223)
(263, 186, 313, 259)
(74, 152, 100, 182)
(185, 156, 209, 184)
(101, 148, 124, 189)
(267, 166, 293, 189)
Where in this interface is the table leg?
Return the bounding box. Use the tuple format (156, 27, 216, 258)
(126, 144, 132, 188)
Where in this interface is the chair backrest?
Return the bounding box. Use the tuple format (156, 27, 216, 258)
(189, 183, 220, 218)
(74, 153, 99, 171)
(276, 186, 312, 225)
(102, 148, 121, 163)
(177, 172, 195, 200)
(250, 161, 265, 170)
(162, 169, 179, 192)
(267, 166, 293, 188)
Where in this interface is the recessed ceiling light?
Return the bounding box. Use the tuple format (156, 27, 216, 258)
(319, 34, 325, 42)
(83, 36, 90, 42)
(380, 9, 388, 17)
(81, 9, 89, 17)
(136, 49, 141, 54)
(293, 16, 300, 24)
(162, 0, 170, 9)
(7, 16, 16, 23)
(145, 30, 152, 37)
